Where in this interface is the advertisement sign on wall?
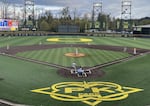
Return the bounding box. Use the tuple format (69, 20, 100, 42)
(0, 19, 19, 31)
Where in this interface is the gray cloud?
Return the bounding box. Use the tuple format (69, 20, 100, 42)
(5, 0, 150, 18)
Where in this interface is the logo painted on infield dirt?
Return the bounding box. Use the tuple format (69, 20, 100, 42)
(31, 81, 143, 106)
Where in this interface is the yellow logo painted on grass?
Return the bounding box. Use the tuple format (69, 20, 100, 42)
(47, 38, 60, 42)
(46, 38, 93, 42)
(31, 81, 143, 106)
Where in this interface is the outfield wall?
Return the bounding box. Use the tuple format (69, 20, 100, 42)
(0, 31, 149, 37)
(0, 31, 127, 37)
(0, 31, 49, 36)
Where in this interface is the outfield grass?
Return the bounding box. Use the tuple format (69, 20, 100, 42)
(0, 36, 150, 49)
(101, 54, 150, 106)
(16, 47, 130, 67)
(0, 52, 150, 106)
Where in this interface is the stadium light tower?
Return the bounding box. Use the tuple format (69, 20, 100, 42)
(1, 0, 8, 19)
(24, 0, 35, 28)
(0, 0, 5, 18)
(0, 1, 2, 18)
(92, 1, 102, 29)
(121, 0, 132, 31)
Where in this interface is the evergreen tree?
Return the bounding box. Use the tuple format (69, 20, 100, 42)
(39, 20, 50, 31)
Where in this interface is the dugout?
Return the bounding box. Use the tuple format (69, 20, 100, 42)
(133, 24, 150, 35)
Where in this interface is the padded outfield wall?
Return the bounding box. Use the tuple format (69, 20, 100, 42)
(58, 25, 80, 33)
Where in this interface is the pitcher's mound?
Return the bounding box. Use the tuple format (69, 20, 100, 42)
(65, 53, 86, 57)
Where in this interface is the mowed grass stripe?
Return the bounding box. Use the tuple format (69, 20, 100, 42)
(92, 37, 115, 45)
(109, 51, 125, 60)
(79, 48, 99, 66)
(109, 52, 123, 60)
(119, 52, 130, 58)
(29, 51, 43, 59)
(101, 50, 113, 62)
(0, 36, 48, 47)
(103, 37, 130, 46)
(105, 51, 122, 60)
(98, 37, 125, 45)
(21, 51, 31, 58)
(45, 50, 53, 62)
(16, 51, 36, 58)
(27, 36, 48, 45)
(77, 48, 89, 66)
(9, 37, 35, 46)
(12, 36, 47, 46)
(45, 49, 54, 62)
(1, 36, 149, 48)
(37, 50, 49, 61)
(91, 49, 105, 64)
(0, 37, 16, 43)
(52, 49, 58, 64)
(27, 37, 150, 49)
(50, 37, 139, 50)
(105, 50, 129, 60)
(52, 48, 61, 65)
(106, 37, 150, 49)
(119, 38, 150, 48)
(62, 48, 70, 66)
(57, 48, 64, 65)
(93, 37, 150, 49)
(26, 50, 38, 59)
(0, 37, 7, 41)
(66, 47, 76, 66)
(101, 50, 111, 61)
(96, 50, 108, 62)
(16, 47, 131, 67)
(61, 49, 67, 66)
(0, 37, 29, 47)
(46, 49, 54, 63)
(0, 36, 17, 43)
(12, 36, 40, 46)
(36, 49, 46, 61)
(47, 49, 58, 64)
(121, 37, 150, 47)
(7, 37, 33, 46)
(80, 48, 92, 66)
(1, 36, 150, 49)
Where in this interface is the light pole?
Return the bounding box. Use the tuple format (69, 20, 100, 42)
(92, 2, 102, 30)
(121, 0, 132, 32)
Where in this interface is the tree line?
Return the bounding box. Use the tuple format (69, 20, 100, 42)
(36, 8, 150, 32)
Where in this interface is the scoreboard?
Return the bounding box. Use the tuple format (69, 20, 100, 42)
(0, 19, 18, 31)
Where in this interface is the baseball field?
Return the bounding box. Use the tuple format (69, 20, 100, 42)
(0, 36, 150, 106)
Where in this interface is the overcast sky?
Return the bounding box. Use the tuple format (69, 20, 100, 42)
(5, 0, 150, 19)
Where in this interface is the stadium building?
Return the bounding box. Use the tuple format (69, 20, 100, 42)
(133, 24, 150, 35)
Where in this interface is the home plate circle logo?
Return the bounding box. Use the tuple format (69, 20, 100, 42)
(31, 81, 143, 106)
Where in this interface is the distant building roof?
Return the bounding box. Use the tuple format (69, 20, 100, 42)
(134, 24, 150, 28)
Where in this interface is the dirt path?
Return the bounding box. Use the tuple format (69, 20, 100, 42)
(0, 44, 149, 55)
